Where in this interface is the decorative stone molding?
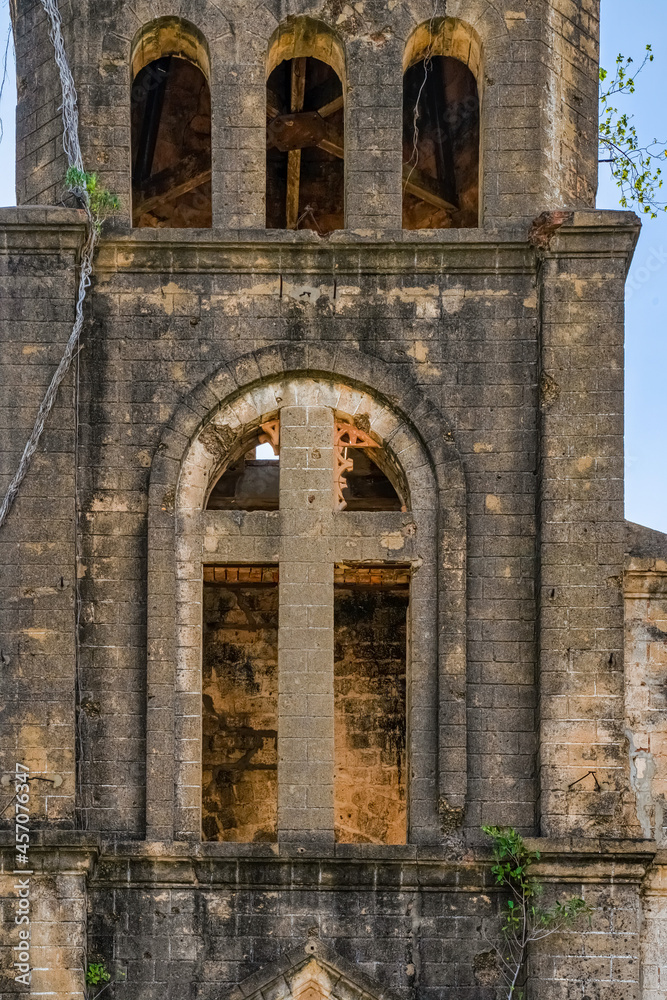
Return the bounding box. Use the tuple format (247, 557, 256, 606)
(146, 342, 467, 843)
(227, 941, 402, 1000)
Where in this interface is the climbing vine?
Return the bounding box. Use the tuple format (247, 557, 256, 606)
(0, 0, 117, 530)
(483, 826, 590, 999)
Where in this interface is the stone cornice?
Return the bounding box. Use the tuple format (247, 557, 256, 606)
(0, 206, 87, 252)
(0, 209, 640, 272)
(541, 210, 641, 266)
(1, 836, 655, 887)
(94, 228, 537, 276)
(92, 216, 641, 275)
(624, 569, 667, 598)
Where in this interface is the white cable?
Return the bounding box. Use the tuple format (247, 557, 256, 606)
(404, 0, 442, 194)
(0, 0, 97, 529)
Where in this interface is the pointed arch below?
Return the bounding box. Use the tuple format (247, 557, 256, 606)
(227, 941, 402, 1000)
(146, 343, 467, 844)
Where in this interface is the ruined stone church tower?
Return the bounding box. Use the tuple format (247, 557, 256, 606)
(2, 0, 667, 996)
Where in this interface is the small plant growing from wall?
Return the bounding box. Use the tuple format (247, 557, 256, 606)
(85, 961, 111, 996)
(483, 826, 591, 999)
(65, 168, 120, 233)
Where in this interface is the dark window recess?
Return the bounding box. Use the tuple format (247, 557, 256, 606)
(207, 441, 279, 511)
(202, 572, 279, 842)
(341, 449, 404, 512)
(334, 578, 408, 845)
(267, 56, 344, 233)
(403, 56, 479, 229)
(131, 56, 212, 228)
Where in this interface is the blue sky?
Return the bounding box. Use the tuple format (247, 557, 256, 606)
(0, 0, 664, 531)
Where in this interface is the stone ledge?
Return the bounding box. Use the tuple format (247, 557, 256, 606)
(0, 835, 656, 886)
(545, 209, 640, 262)
(93, 215, 640, 273)
(94, 231, 536, 275)
(0, 208, 639, 269)
(0, 205, 87, 252)
(624, 569, 667, 598)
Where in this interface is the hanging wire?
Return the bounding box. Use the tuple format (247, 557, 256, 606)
(404, 0, 442, 194)
(0, 0, 97, 530)
(0, 19, 14, 145)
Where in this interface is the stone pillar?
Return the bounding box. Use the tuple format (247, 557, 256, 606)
(0, 860, 90, 1000)
(0, 212, 85, 830)
(345, 38, 403, 231)
(537, 212, 640, 837)
(278, 405, 335, 845)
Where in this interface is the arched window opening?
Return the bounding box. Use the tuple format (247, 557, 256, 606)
(339, 450, 404, 512)
(131, 21, 212, 228)
(334, 420, 406, 511)
(206, 422, 280, 511)
(165, 376, 456, 847)
(266, 23, 345, 233)
(334, 565, 409, 845)
(202, 565, 279, 842)
(403, 19, 480, 230)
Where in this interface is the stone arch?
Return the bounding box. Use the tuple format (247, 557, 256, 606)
(177, 379, 425, 516)
(146, 344, 467, 843)
(394, 2, 516, 230)
(131, 16, 211, 80)
(266, 16, 346, 84)
(403, 16, 482, 76)
(402, 16, 482, 230)
(151, 344, 465, 512)
(129, 16, 213, 228)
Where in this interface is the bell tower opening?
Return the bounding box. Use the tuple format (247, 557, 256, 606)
(403, 18, 481, 229)
(131, 18, 212, 228)
(266, 19, 345, 233)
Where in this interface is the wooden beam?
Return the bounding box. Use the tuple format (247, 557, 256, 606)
(267, 111, 328, 152)
(317, 94, 344, 118)
(318, 134, 344, 159)
(266, 88, 283, 119)
(267, 93, 342, 123)
(267, 94, 451, 215)
(134, 151, 211, 217)
(402, 164, 457, 213)
(286, 57, 307, 229)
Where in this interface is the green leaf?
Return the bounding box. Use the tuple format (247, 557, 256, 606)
(65, 167, 120, 232)
(599, 45, 667, 216)
(85, 961, 111, 986)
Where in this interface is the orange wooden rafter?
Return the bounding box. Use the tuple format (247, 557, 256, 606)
(334, 421, 379, 509)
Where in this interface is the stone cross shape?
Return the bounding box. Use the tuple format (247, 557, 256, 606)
(202, 404, 417, 845)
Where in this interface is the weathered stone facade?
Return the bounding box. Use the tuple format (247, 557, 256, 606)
(1, 0, 667, 997)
